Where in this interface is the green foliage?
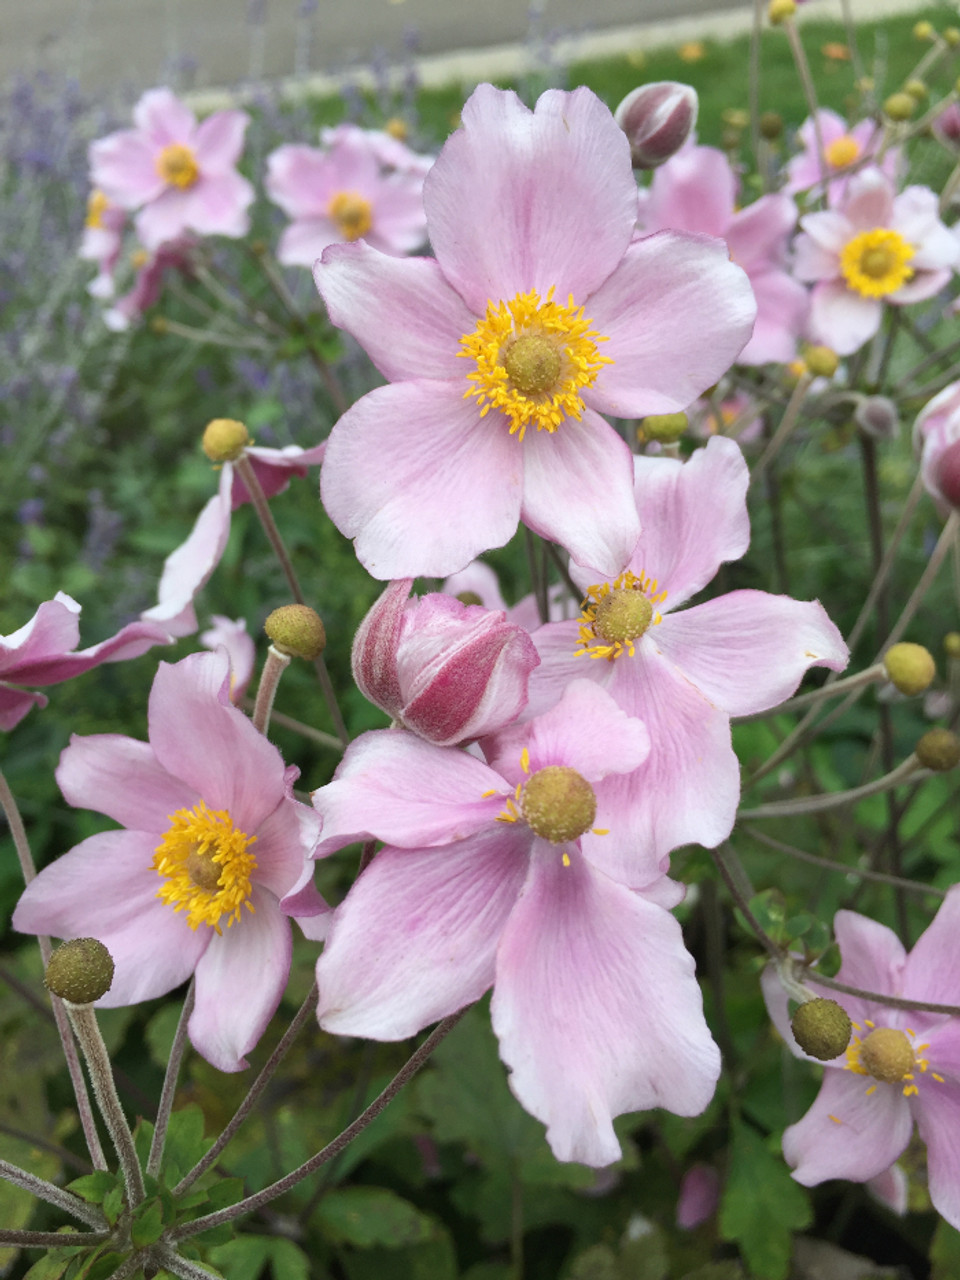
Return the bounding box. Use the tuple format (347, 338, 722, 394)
(719, 1122, 813, 1280)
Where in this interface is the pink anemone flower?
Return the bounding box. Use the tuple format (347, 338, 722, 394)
(141, 439, 326, 637)
(200, 615, 257, 703)
(79, 190, 126, 299)
(784, 109, 898, 204)
(1, 592, 172, 731)
(637, 143, 809, 365)
(13, 651, 326, 1072)
(314, 83, 757, 580)
(90, 88, 253, 251)
(913, 380, 960, 513)
(310, 679, 720, 1165)
(515, 436, 848, 886)
(103, 236, 196, 331)
(442, 560, 578, 630)
(793, 168, 959, 356)
(319, 122, 435, 177)
(761, 891, 960, 1230)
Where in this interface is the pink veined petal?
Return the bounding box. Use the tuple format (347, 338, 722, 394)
(833, 910, 907, 999)
(584, 232, 757, 419)
(142, 464, 233, 638)
(442, 562, 509, 613)
(491, 845, 720, 1166)
(319, 380, 523, 579)
(425, 84, 637, 313)
(278, 217, 342, 266)
(0, 593, 83, 676)
(12, 829, 209, 1005)
(133, 88, 197, 146)
(135, 187, 193, 251)
(238, 443, 327, 508)
(266, 145, 340, 219)
(792, 232, 839, 284)
(183, 171, 253, 239)
(190, 885, 292, 1071)
(654, 591, 848, 717)
(520, 408, 640, 577)
(311, 729, 506, 856)
(797, 210, 853, 256)
(724, 193, 797, 272)
(316, 826, 532, 1038)
(900, 886, 960, 1006)
(10, 619, 173, 686)
(315, 241, 475, 382)
(738, 270, 808, 366)
(522, 619, 609, 721)
(56, 733, 198, 830)
(867, 1164, 908, 1216)
(915, 1081, 960, 1231)
(148, 651, 288, 835)
(366, 178, 428, 256)
(351, 579, 411, 719)
(89, 131, 166, 208)
(783, 1069, 913, 1185)
(0, 687, 47, 731)
(807, 279, 881, 356)
(890, 268, 953, 305)
(192, 109, 249, 171)
(842, 168, 896, 231)
(644, 144, 738, 237)
(248, 795, 320, 901)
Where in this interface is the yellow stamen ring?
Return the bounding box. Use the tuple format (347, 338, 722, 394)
(843, 1024, 938, 1098)
(86, 189, 109, 229)
(458, 288, 612, 442)
(825, 135, 861, 169)
(327, 190, 373, 241)
(575, 569, 667, 661)
(153, 801, 258, 933)
(840, 228, 914, 299)
(155, 143, 200, 189)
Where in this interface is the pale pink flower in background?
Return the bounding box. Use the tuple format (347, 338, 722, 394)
(1, 593, 172, 731)
(200, 615, 256, 703)
(912, 380, 960, 512)
(79, 190, 126, 298)
(934, 102, 960, 151)
(869, 1165, 909, 1216)
(314, 83, 756, 579)
(637, 143, 808, 364)
(676, 1163, 721, 1229)
(517, 436, 848, 886)
(443, 561, 578, 630)
(311, 679, 720, 1166)
(266, 133, 427, 267)
(761, 890, 960, 1230)
(142, 440, 326, 637)
(785, 110, 898, 204)
(687, 390, 764, 445)
(793, 168, 958, 355)
(320, 121, 435, 176)
(90, 88, 253, 250)
(102, 236, 195, 331)
(352, 579, 539, 745)
(13, 651, 325, 1072)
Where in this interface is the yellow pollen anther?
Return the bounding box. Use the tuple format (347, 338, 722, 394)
(153, 801, 258, 933)
(840, 228, 914, 298)
(327, 190, 373, 241)
(458, 288, 612, 442)
(86, 189, 109, 229)
(843, 1025, 939, 1097)
(520, 765, 597, 845)
(575, 569, 666, 661)
(156, 143, 200, 189)
(825, 134, 861, 169)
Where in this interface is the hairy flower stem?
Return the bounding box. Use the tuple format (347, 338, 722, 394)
(154, 1246, 226, 1280)
(785, 20, 827, 188)
(242, 703, 343, 752)
(66, 1002, 146, 1208)
(171, 1008, 469, 1240)
(876, 511, 960, 655)
(741, 663, 884, 719)
(0, 768, 107, 1170)
(0, 1229, 111, 1247)
(0, 1159, 105, 1229)
(147, 981, 196, 1179)
(790, 966, 960, 1018)
(710, 843, 782, 962)
(252, 646, 291, 734)
(845, 472, 925, 654)
(745, 826, 946, 897)
(174, 981, 320, 1195)
(747, 684, 868, 788)
(233, 454, 350, 748)
(739, 754, 924, 820)
(751, 372, 811, 485)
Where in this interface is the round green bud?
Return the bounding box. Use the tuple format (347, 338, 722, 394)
(759, 111, 783, 140)
(905, 78, 929, 102)
(264, 604, 327, 660)
(456, 591, 484, 607)
(791, 997, 852, 1060)
(202, 418, 250, 463)
(913, 20, 935, 41)
(944, 631, 960, 658)
(521, 766, 597, 845)
(916, 728, 960, 772)
(883, 642, 936, 696)
(721, 126, 743, 150)
(640, 411, 688, 443)
(768, 0, 796, 24)
(884, 92, 916, 121)
(45, 939, 115, 1004)
(804, 345, 839, 378)
(944, 27, 960, 47)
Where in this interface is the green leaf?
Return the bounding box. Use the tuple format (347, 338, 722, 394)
(101, 1185, 125, 1226)
(338, 1227, 457, 1280)
(160, 1103, 211, 1182)
(679, 1264, 745, 1280)
(131, 1197, 166, 1247)
(81, 1252, 131, 1280)
(65, 1172, 119, 1205)
(207, 1235, 272, 1280)
(719, 1122, 811, 1280)
(204, 1177, 246, 1210)
(316, 1186, 435, 1249)
(23, 1254, 75, 1280)
(931, 1219, 960, 1279)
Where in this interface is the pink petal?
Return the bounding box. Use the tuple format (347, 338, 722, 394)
(425, 85, 637, 314)
(798, 210, 852, 256)
(135, 188, 193, 250)
(725, 193, 797, 271)
(89, 131, 166, 208)
(0, 688, 47, 731)
(676, 1163, 721, 1229)
(133, 88, 197, 146)
(9, 619, 173, 686)
(190, 886, 292, 1071)
(366, 176, 427, 255)
(316, 827, 532, 1038)
(266, 144, 338, 219)
(248, 795, 319, 900)
(843, 168, 895, 231)
(351, 580, 410, 719)
(783, 1069, 913, 1185)
(239, 443, 326, 507)
(520, 408, 640, 576)
(807, 280, 881, 356)
(915, 1081, 960, 1230)
(319, 381, 522, 579)
(792, 232, 839, 283)
(442, 562, 509, 613)
(654, 591, 848, 716)
(277, 217, 341, 266)
(199, 615, 256, 702)
(833, 911, 907, 999)
(738, 270, 808, 366)
(193, 109, 249, 171)
(491, 846, 720, 1166)
(644, 144, 737, 237)
(183, 172, 253, 239)
(584, 232, 757, 418)
(0, 593, 81, 673)
(315, 241, 474, 382)
(901, 886, 960, 1006)
(311, 729, 506, 856)
(56, 733, 197, 830)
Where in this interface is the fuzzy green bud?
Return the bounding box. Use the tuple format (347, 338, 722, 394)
(884, 92, 916, 121)
(640, 412, 688, 443)
(759, 111, 783, 140)
(916, 728, 960, 772)
(202, 418, 250, 463)
(45, 939, 115, 1004)
(264, 604, 327, 660)
(905, 78, 929, 102)
(913, 20, 934, 41)
(768, 0, 796, 24)
(944, 631, 960, 658)
(883, 642, 936, 696)
(791, 997, 852, 1060)
(944, 27, 960, 47)
(804, 345, 839, 378)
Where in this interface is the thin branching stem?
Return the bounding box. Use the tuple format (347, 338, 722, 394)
(147, 981, 196, 1179)
(744, 827, 946, 897)
(0, 1160, 105, 1229)
(739, 755, 924, 820)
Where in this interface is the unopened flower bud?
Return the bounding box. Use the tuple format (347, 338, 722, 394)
(203, 418, 250, 463)
(945, 27, 960, 46)
(640, 411, 688, 443)
(884, 92, 916, 121)
(916, 727, 960, 771)
(935, 102, 960, 146)
(854, 395, 899, 440)
(913, 19, 934, 40)
(884, 642, 936, 695)
(804, 345, 839, 378)
(264, 604, 326, 659)
(45, 939, 115, 1004)
(905, 79, 929, 102)
(759, 111, 783, 140)
(614, 82, 699, 169)
(937, 439, 960, 506)
(945, 631, 960, 658)
(768, 0, 797, 24)
(791, 997, 852, 1060)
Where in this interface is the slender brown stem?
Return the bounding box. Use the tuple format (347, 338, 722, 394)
(744, 827, 945, 897)
(803, 970, 960, 1018)
(252, 646, 291, 735)
(710, 843, 783, 963)
(147, 981, 196, 1179)
(785, 20, 827, 187)
(242, 703, 344, 752)
(0, 1229, 110, 1247)
(739, 755, 923, 820)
